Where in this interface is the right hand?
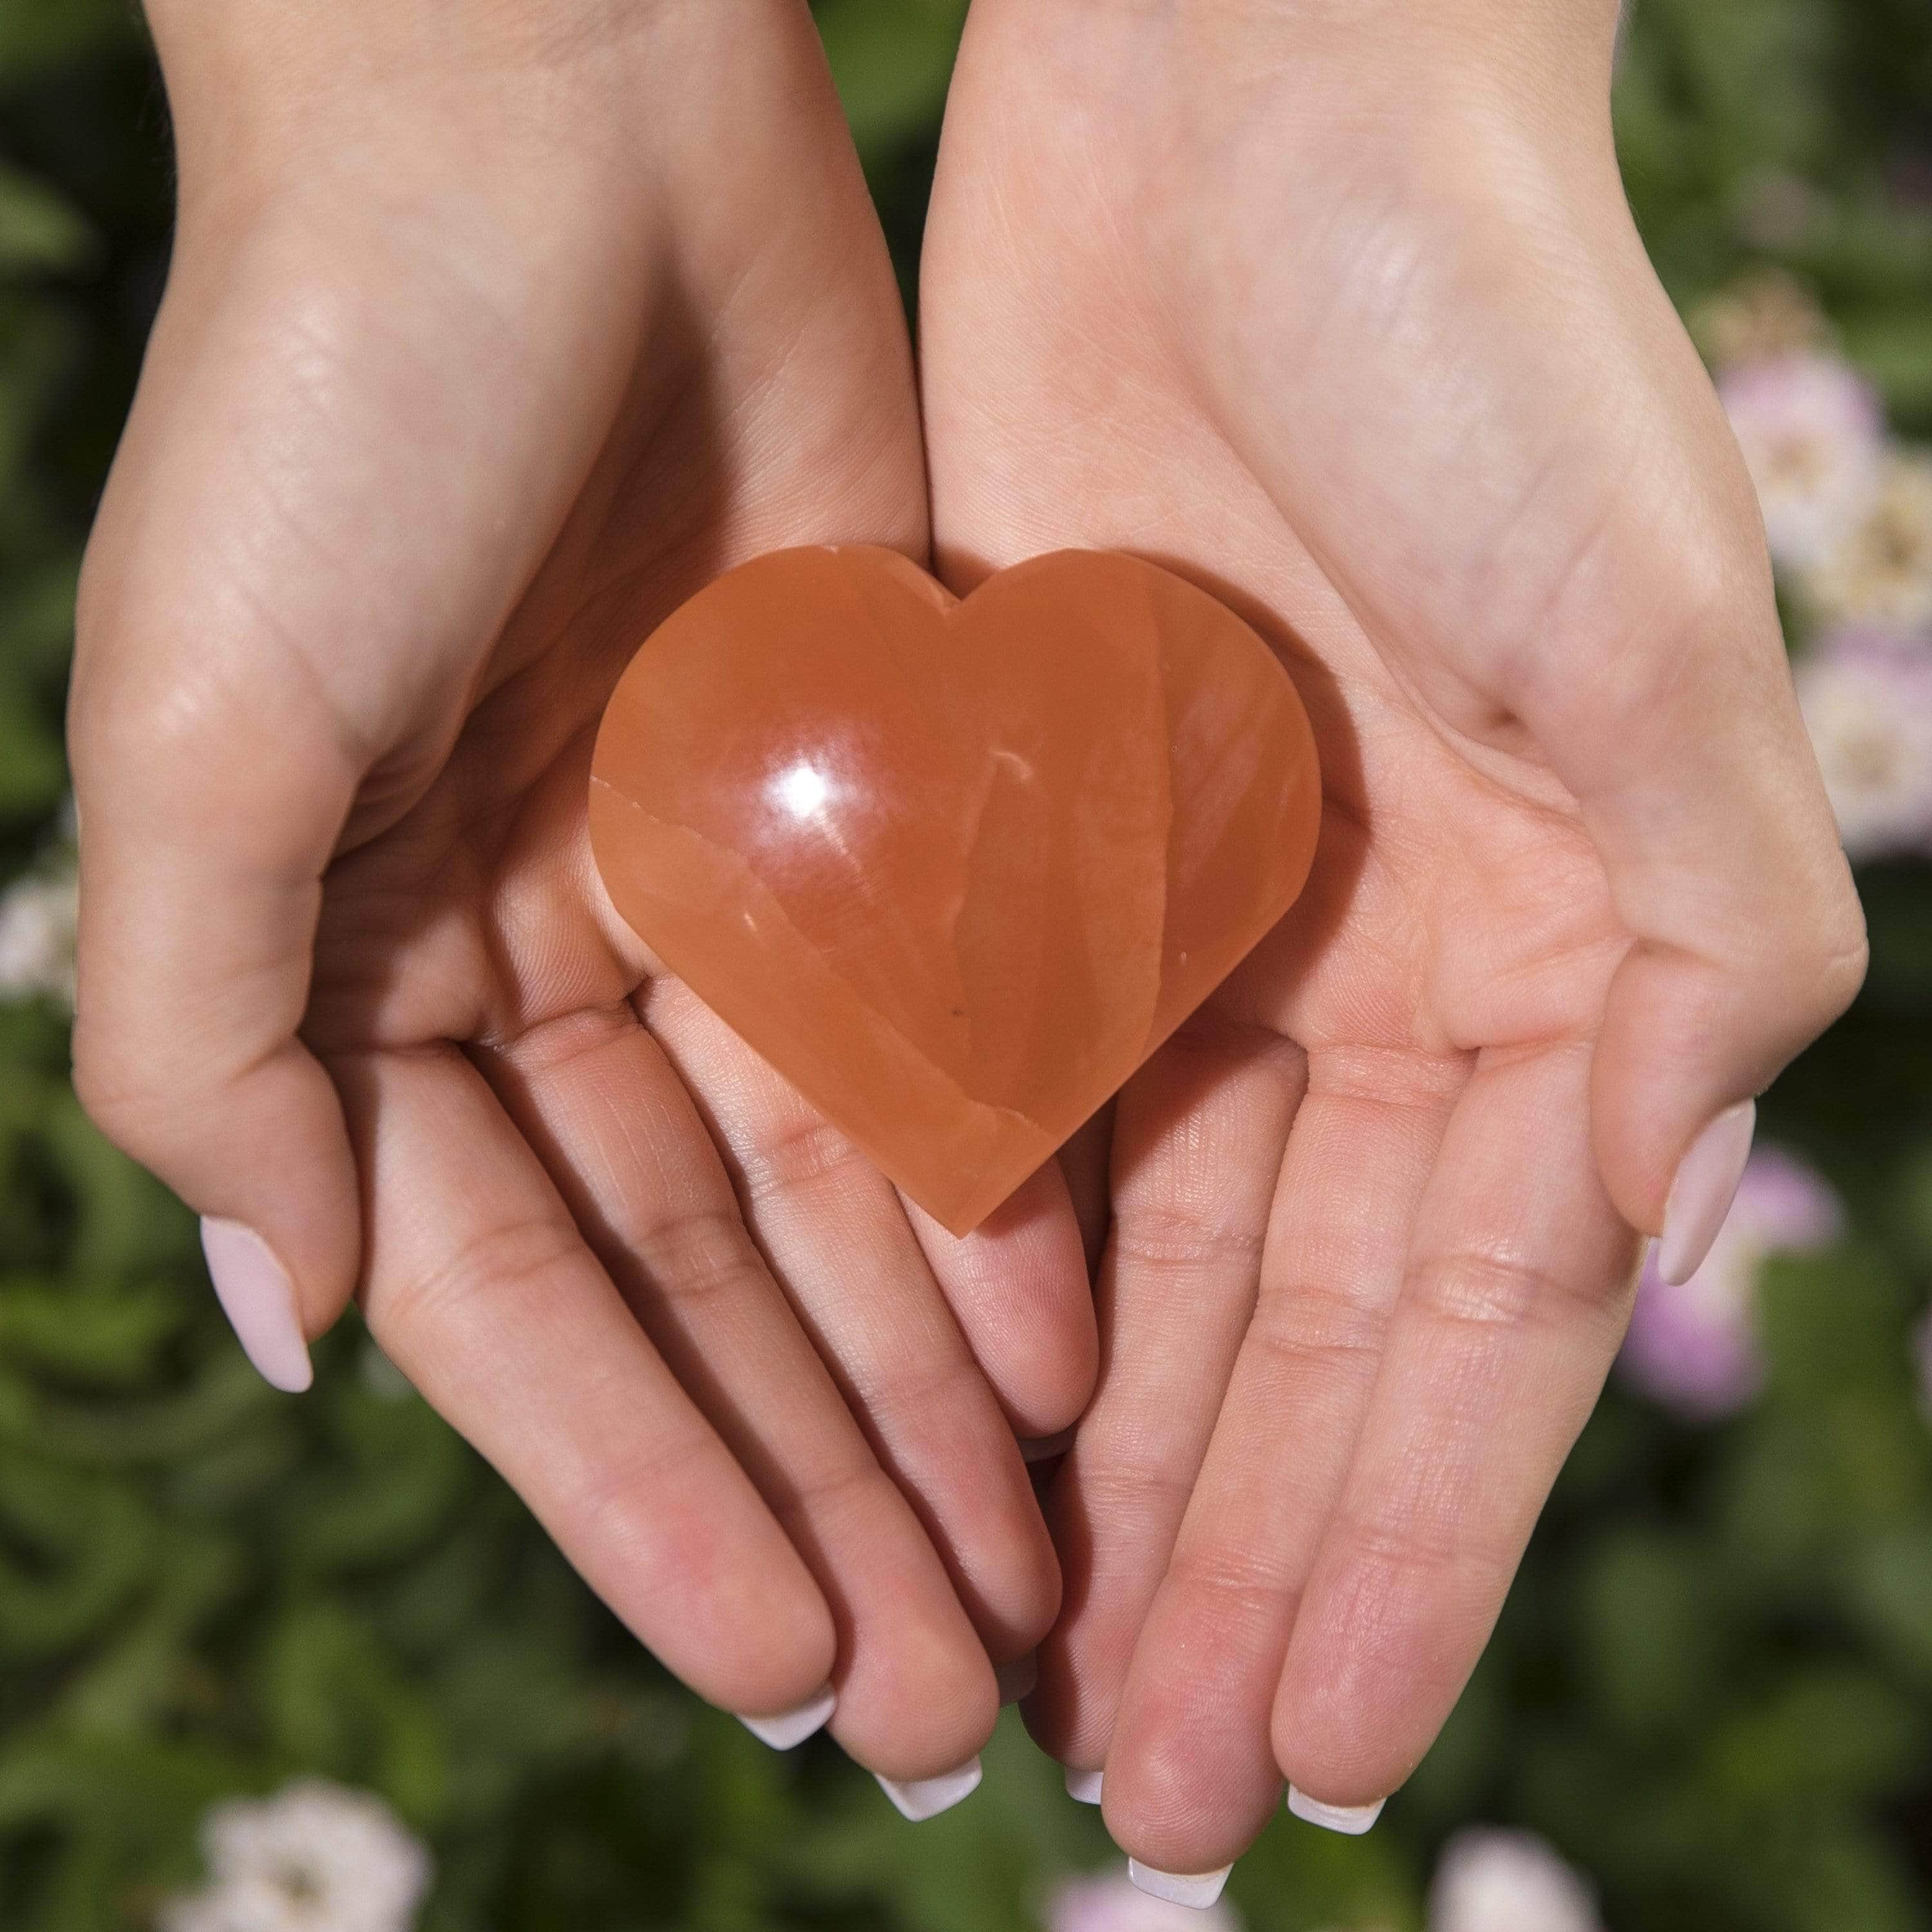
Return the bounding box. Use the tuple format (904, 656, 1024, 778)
(69, 0, 1094, 1797)
(921, 0, 1863, 1876)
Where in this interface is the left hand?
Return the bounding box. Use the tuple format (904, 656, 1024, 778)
(922, 0, 1864, 1882)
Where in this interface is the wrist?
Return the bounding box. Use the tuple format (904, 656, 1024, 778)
(144, 0, 674, 207)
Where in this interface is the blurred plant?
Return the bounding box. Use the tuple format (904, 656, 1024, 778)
(1425, 1831, 1603, 1932)
(1793, 631, 1932, 860)
(1046, 1866, 1244, 1932)
(1718, 352, 1885, 566)
(157, 1782, 431, 1932)
(1808, 453, 1932, 632)
(0, 826, 75, 1004)
(1620, 1146, 1844, 1419)
(1, 0, 1931, 1929)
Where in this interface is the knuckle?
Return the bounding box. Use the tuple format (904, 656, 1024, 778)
(70, 1025, 175, 1161)
(372, 1209, 583, 1344)
(1077, 1443, 1197, 1525)
(737, 1112, 865, 1206)
(1804, 905, 1871, 1025)
(634, 1204, 768, 1311)
(1164, 1542, 1291, 1622)
(1249, 1277, 1388, 1379)
(1405, 1246, 1554, 1331)
(1111, 1203, 1265, 1277)
(1330, 1507, 1470, 1593)
(857, 1348, 988, 1445)
(768, 1456, 893, 1539)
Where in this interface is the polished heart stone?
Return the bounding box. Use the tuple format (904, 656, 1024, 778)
(589, 546, 1320, 1235)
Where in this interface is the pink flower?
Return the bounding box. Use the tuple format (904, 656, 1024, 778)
(1620, 1146, 1842, 1419)
(1805, 451, 1932, 633)
(1718, 353, 1884, 568)
(1047, 1868, 1243, 1932)
(1794, 629, 1932, 860)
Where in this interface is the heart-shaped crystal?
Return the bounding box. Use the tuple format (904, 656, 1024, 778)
(590, 546, 1320, 1234)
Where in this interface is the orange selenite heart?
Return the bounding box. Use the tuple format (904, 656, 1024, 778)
(589, 547, 1320, 1235)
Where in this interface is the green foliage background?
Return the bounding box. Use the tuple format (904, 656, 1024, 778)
(3, 2, 1932, 1927)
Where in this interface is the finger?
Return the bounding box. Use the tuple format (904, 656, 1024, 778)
(478, 999, 998, 1782)
(1097, 1044, 1461, 1873)
(1272, 1040, 1638, 1810)
(1058, 1103, 1117, 1278)
(336, 1043, 838, 1722)
(645, 980, 1057, 1663)
(1030, 1015, 1305, 1775)
(902, 1161, 1098, 1441)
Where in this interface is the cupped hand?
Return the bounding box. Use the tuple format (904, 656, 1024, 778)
(68, 0, 1094, 1794)
(923, 0, 1864, 1882)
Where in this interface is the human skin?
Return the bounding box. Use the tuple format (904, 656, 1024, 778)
(66, 0, 1098, 1792)
(68, 0, 1867, 1875)
(921, 0, 1866, 1884)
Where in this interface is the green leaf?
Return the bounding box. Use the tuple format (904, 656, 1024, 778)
(1575, 1526, 1727, 1742)
(1706, 1665, 1925, 1808)
(813, 0, 966, 167)
(0, 166, 95, 276)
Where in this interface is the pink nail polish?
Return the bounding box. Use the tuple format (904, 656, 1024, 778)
(200, 1217, 313, 1392)
(1657, 1100, 1756, 1287)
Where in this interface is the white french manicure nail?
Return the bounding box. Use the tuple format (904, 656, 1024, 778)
(876, 1757, 982, 1821)
(738, 1685, 835, 1750)
(1128, 1860, 1233, 1909)
(1658, 1099, 1756, 1287)
(1021, 1427, 1077, 1463)
(1064, 1765, 1103, 1804)
(201, 1217, 312, 1392)
(996, 1653, 1038, 1703)
(1287, 1786, 1386, 1834)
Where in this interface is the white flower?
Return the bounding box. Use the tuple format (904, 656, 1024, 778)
(158, 1781, 431, 1932)
(1428, 1828, 1604, 1932)
(1806, 451, 1932, 632)
(1718, 353, 1884, 568)
(0, 858, 78, 1009)
(1794, 630, 1932, 861)
(1046, 1867, 1243, 1932)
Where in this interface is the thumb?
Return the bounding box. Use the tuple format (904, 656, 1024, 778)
(70, 649, 361, 1392)
(68, 173, 642, 1385)
(1520, 534, 1866, 1278)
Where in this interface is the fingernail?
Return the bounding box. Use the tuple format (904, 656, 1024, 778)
(996, 1653, 1037, 1703)
(1127, 1860, 1232, 1909)
(738, 1684, 834, 1750)
(200, 1217, 312, 1392)
(1287, 1786, 1385, 1833)
(1065, 1765, 1103, 1804)
(1021, 1427, 1077, 1463)
(876, 1757, 982, 1821)
(1658, 1099, 1756, 1287)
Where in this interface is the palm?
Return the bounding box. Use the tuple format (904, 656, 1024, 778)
(922, 0, 1663, 1866)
